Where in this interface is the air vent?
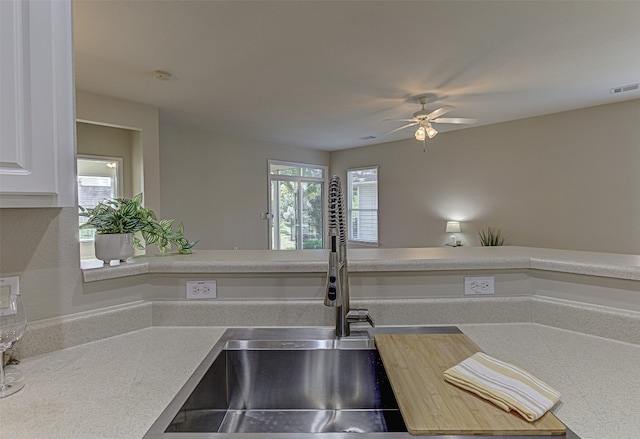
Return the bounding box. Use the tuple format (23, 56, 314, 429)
(610, 83, 639, 94)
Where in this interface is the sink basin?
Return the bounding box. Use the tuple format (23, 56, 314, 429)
(144, 327, 579, 439)
(168, 344, 404, 434)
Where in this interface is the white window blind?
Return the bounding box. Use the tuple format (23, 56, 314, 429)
(347, 167, 378, 245)
(77, 156, 121, 242)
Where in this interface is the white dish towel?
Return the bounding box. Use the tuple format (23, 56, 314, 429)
(443, 352, 561, 421)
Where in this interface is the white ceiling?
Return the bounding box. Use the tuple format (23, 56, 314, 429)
(73, 0, 640, 151)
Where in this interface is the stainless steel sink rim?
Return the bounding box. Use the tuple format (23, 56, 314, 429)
(224, 338, 376, 350)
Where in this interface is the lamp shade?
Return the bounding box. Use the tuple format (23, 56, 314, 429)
(445, 221, 461, 233)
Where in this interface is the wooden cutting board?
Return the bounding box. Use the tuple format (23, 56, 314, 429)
(375, 333, 566, 436)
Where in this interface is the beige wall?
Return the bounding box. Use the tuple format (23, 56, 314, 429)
(159, 123, 331, 250)
(331, 99, 640, 254)
(1, 97, 638, 324)
(0, 92, 330, 322)
(75, 91, 161, 215)
(77, 122, 135, 199)
(77, 122, 136, 259)
(0, 93, 163, 322)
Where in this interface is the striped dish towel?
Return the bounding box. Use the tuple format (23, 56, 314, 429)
(443, 352, 561, 421)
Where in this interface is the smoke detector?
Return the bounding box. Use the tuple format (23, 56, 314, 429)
(153, 70, 172, 81)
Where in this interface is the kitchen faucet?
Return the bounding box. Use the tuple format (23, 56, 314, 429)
(325, 176, 375, 337)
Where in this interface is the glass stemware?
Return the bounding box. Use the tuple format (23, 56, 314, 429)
(0, 292, 27, 398)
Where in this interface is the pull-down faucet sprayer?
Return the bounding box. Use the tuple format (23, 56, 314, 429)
(325, 176, 374, 337)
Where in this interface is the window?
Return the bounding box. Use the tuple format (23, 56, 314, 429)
(77, 156, 122, 252)
(347, 166, 378, 245)
(269, 161, 326, 250)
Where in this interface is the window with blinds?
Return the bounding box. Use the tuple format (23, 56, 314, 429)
(77, 156, 122, 242)
(347, 166, 378, 245)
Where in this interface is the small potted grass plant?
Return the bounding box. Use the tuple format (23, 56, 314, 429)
(79, 193, 197, 263)
(478, 227, 506, 246)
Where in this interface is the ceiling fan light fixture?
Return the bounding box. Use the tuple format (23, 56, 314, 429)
(383, 98, 475, 145)
(426, 123, 438, 139)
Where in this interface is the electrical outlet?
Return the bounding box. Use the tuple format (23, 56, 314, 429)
(186, 280, 217, 299)
(464, 276, 494, 295)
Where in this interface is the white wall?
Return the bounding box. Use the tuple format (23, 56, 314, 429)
(331, 99, 640, 254)
(159, 123, 330, 250)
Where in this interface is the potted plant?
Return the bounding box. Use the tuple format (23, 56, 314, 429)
(478, 227, 506, 246)
(79, 194, 197, 263)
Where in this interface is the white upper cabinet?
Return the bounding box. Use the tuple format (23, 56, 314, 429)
(0, 0, 76, 208)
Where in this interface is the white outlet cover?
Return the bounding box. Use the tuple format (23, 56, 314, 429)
(186, 280, 217, 299)
(464, 276, 495, 295)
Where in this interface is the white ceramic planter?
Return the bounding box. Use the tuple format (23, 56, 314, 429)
(94, 233, 133, 263)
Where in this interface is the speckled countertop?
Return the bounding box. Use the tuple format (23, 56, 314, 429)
(1, 324, 638, 439)
(83, 246, 640, 282)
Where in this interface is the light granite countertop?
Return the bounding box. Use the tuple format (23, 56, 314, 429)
(82, 246, 640, 282)
(1, 324, 638, 439)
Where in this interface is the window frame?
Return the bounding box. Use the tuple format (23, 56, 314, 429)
(347, 166, 379, 246)
(268, 160, 328, 250)
(77, 154, 123, 244)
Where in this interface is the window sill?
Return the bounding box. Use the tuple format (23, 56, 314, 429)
(348, 240, 379, 248)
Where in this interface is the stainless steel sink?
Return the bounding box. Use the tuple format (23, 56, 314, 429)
(143, 327, 579, 439)
(168, 343, 403, 434)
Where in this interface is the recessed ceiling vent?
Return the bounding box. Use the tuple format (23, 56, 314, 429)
(610, 83, 639, 94)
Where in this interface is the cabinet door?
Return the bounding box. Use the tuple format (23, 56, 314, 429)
(0, 0, 76, 208)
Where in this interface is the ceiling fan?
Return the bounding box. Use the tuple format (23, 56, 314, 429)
(383, 96, 477, 144)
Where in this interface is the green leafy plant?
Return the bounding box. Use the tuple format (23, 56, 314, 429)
(478, 227, 505, 246)
(141, 218, 198, 254)
(79, 194, 197, 254)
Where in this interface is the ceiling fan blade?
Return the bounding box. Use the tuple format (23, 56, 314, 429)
(426, 105, 455, 119)
(383, 118, 417, 122)
(380, 122, 418, 136)
(432, 117, 477, 124)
